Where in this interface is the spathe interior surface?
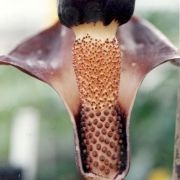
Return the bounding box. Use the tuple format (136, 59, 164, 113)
(0, 16, 179, 179)
(0, 17, 179, 114)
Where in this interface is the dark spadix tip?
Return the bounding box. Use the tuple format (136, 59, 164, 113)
(58, 0, 135, 28)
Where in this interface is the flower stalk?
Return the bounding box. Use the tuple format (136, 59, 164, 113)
(172, 70, 180, 180)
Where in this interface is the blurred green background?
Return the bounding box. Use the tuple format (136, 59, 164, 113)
(0, 0, 179, 180)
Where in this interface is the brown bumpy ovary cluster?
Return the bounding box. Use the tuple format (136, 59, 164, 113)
(73, 35, 126, 179)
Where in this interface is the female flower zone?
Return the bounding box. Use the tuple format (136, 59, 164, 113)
(0, 0, 179, 179)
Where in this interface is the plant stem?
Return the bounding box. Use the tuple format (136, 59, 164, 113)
(172, 69, 180, 180)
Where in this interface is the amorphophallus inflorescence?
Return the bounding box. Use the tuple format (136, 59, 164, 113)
(0, 1, 180, 180)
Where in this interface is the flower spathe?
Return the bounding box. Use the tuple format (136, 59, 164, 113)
(0, 17, 179, 180)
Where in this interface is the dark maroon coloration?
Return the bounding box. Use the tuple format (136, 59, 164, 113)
(76, 104, 127, 174)
(0, 17, 178, 92)
(58, 0, 135, 27)
(76, 105, 89, 173)
(115, 106, 127, 173)
(0, 17, 179, 179)
(0, 24, 74, 84)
